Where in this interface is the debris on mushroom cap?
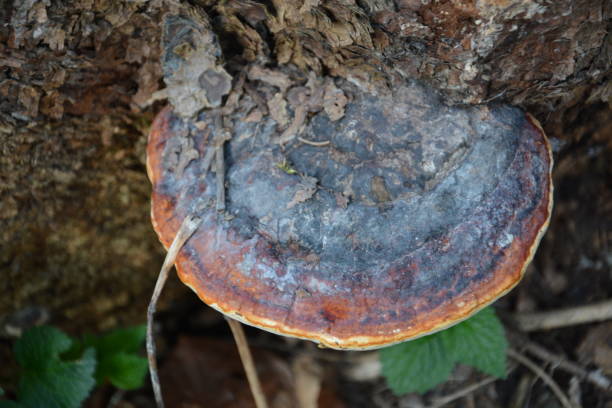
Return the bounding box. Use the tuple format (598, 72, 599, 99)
(147, 80, 553, 350)
(161, 12, 232, 118)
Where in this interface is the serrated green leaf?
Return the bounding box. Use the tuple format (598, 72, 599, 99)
(80, 325, 148, 389)
(380, 335, 454, 395)
(14, 327, 72, 371)
(380, 307, 509, 396)
(13, 326, 97, 408)
(441, 307, 507, 378)
(83, 325, 146, 356)
(18, 347, 96, 408)
(100, 353, 148, 390)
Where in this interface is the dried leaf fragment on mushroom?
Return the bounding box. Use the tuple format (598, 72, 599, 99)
(287, 176, 318, 209)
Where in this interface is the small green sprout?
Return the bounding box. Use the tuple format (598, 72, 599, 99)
(275, 159, 298, 175)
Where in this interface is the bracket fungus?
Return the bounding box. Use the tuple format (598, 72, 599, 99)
(147, 79, 553, 350)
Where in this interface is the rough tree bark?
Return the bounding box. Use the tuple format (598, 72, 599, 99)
(0, 0, 610, 337)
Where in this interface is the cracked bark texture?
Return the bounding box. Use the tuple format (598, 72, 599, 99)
(0, 0, 610, 336)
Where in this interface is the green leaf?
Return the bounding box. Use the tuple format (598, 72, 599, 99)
(0, 401, 23, 408)
(380, 335, 454, 395)
(81, 325, 148, 390)
(13, 326, 97, 408)
(14, 327, 72, 371)
(83, 325, 146, 356)
(380, 307, 508, 395)
(100, 353, 148, 390)
(441, 307, 508, 378)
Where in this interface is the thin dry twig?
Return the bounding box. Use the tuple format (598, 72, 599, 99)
(569, 377, 582, 407)
(297, 136, 330, 146)
(200, 124, 230, 178)
(200, 146, 216, 176)
(106, 389, 125, 408)
(215, 144, 225, 212)
(198, 127, 216, 176)
(427, 377, 497, 408)
(225, 317, 269, 408)
(509, 331, 612, 391)
(426, 364, 517, 408)
(509, 374, 533, 408)
(293, 353, 323, 408)
(507, 348, 576, 408)
(513, 299, 612, 332)
(213, 113, 228, 212)
(146, 215, 202, 408)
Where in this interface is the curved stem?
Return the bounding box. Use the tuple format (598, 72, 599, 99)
(225, 317, 270, 408)
(147, 215, 202, 408)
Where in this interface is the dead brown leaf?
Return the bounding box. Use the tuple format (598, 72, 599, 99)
(268, 92, 290, 128)
(248, 65, 292, 93)
(287, 176, 318, 209)
(244, 108, 264, 123)
(323, 80, 347, 121)
(305, 73, 325, 111)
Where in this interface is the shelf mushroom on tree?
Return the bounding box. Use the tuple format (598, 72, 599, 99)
(145, 8, 553, 408)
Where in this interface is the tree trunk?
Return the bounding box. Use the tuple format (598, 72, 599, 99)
(0, 0, 610, 335)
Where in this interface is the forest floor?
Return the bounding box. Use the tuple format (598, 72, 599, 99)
(84, 105, 612, 408)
